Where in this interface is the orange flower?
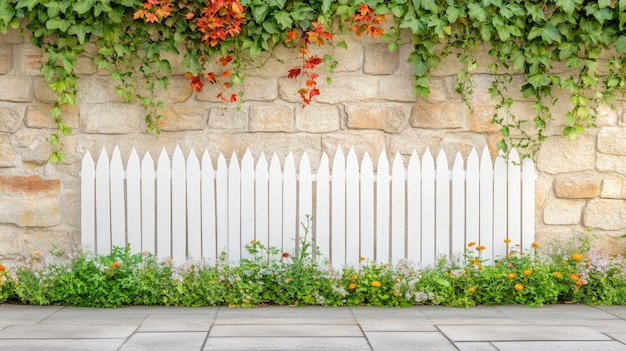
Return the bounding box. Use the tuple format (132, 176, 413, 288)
(349, 283, 356, 290)
(570, 274, 580, 281)
(553, 271, 562, 278)
(514, 283, 523, 291)
(504, 238, 511, 244)
(572, 253, 582, 262)
(575, 280, 583, 286)
(467, 241, 476, 247)
(371, 280, 381, 287)
(476, 245, 486, 251)
(359, 256, 366, 262)
(523, 269, 532, 276)
(531, 242, 540, 248)
(0, 264, 5, 273)
(112, 261, 121, 269)
(33, 252, 41, 258)
(350, 274, 358, 280)
(508, 273, 516, 279)
(468, 287, 476, 293)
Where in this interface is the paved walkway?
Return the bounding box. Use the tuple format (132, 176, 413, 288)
(0, 304, 625, 350)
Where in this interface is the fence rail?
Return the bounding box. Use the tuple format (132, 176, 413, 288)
(81, 146, 536, 267)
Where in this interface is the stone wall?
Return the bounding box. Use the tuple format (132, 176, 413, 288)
(1, 27, 625, 262)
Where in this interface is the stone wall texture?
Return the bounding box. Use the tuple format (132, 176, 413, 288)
(1, 28, 625, 261)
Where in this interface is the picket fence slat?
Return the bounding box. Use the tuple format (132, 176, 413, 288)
(81, 146, 536, 267)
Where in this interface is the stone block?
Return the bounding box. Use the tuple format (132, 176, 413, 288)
(209, 107, 248, 130)
(296, 105, 341, 133)
(156, 105, 208, 131)
(25, 104, 79, 129)
(597, 154, 626, 173)
(0, 75, 32, 103)
(249, 105, 294, 132)
(15, 44, 44, 76)
(597, 127, 626, 156)
(0, 198, 61, 227)
(0, 134, 20, 168)
(33, 78, 57, 102)
(535, 135, 596, 174)
(364, 44, 398, 75)
(543, 199, 584, 225)
(386, 132, 444, 158)
(346, 104, 409, 133)
(280, 75, 380, 104)
(331, 39, 364, 73)
(0, 226, 21, 261)
(81, 103, 142, 134)
(410, 102, 467, 129)
(0, 175, 61, 197)
(583, 199, 626, 231)
(0, 105, 24, 133)
(243, 76, 278, 101)
(0, 52, 12, 75)
(12, 128, 53, 164)
(377, 76, 419, 102)
(601, 175, 626, 199)
(77, 78, 124, 104)
(73, 55, 97, 75)
(554, 173, 602, 199)
(153, 76, 193, 103)
(468, 104, 501, 133)
(21, 229, 73, 258)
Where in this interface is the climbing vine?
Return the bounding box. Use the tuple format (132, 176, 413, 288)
(1, 0, 626, 161)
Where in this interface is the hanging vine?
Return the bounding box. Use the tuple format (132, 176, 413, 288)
(1, 0, 626, 161)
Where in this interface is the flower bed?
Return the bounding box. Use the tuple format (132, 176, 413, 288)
(1, 229, 624, 308)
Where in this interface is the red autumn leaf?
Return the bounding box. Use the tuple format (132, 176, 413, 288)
(217, 92, 226, 102)
(366, 25, 384, 37)
(288, 68, 302, 79)
(309, 88, 320, 99)
(133, 10, 144, 19)
(184, 72, 194, 80)
(221, 70, 232, 77)
(204, 72, 218, 83)
(304, 56, 322, 69)
(230, 93, 237, 102)
(219, 55, 233, 66)
(285, 30, 299, 44)
(190, 76, 203, 92)
(185, 12, 195, 20)
(305, 79, 316, 87)
(307, 72, 319, 80)
(145, 12, 159, 23)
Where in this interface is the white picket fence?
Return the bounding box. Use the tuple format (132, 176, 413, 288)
(80, 146, 536, 267)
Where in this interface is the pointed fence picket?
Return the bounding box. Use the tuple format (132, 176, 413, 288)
(81, 146, 536, 267)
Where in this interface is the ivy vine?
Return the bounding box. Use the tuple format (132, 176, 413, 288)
(1, 0, 626, 162)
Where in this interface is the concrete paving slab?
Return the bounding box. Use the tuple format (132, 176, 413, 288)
(454, 342, 499, 351)
(215, 306, 355, 324)
(210, 324, 363, 337)
(358, 319, 438, 332)
(0, 305, 62, 325)
(122, 306, 219, 315)
(496, 304, 618, 321)
(596, 306, 626, 319)
(0, 338, 125, 351)
(120, 332, 208, 351)
(366, 331, 457, 351)
(438, 325, 612, 342)
(419, 305, 509, 320)
(137, 313, 213, 332)
(0, 324, 137, 339)
(40, 307, 147, 325)
(492, 341, 626, 351)
(607, 332, 626, 344)
(350, 306, 429, 319)
(203, 336, 371, 351)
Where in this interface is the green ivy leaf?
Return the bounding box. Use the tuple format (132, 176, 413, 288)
(274, 11, 292, 29)
(468, 3, 486, 22)
(556, 0, 576, 15)
(46, 18, 72, 32)
(615, 36, 626, 53)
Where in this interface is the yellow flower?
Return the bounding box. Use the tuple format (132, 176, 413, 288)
(350, 274, 358, 280)
(508, 273, 516, 279)
(469, 287, 476, 293)
(394, 291, 401, 297)
(504, 238, 511, 244)
(514, 283, 523, 291)
(572, 253, 582, 262)
(523, 269, 532, 276)
(349, 283, 356, 290)
(553, 271, 562, 278)
(250, 240, 257, 245)
(371, 280, 381, 287)
(467, 241, 476, 247)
